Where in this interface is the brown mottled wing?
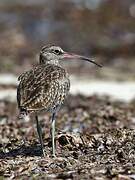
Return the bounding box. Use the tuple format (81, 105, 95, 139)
(17, 64, 69, 112)
(17, 69, 34, 109)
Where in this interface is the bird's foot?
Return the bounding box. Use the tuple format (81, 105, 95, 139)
(52, 153, 56, 158)
(41, 149, 46, 157)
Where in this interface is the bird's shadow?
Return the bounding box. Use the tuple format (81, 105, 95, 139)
(0, 143, 44, 159)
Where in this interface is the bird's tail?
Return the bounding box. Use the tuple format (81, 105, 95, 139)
(18, 107, 30, 122)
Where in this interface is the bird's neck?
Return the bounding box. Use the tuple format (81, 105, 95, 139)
(45, 59, 61, 66)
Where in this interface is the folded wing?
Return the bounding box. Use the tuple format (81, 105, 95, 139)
(17, 64, 70, 112)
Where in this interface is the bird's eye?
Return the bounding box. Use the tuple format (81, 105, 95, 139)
(54, 49, 61, 55)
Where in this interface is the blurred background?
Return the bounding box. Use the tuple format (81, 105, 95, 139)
(0, 0, 135, 77)
(0, 0, 135, 100)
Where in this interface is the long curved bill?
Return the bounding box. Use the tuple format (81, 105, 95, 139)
(63, 52, 102, 67)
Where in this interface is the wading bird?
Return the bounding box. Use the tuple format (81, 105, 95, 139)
(17, 45, 102, 157)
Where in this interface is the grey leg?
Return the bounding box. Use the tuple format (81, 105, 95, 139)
(35, 115, 45, 157)
(51, 112, 56, 157)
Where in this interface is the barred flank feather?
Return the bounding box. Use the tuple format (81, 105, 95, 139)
(17, 63, 70, 114)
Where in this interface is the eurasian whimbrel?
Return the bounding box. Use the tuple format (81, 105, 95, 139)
(17, 45, 102, 157)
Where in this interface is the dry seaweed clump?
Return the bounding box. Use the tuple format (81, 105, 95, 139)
(0, 95, 135, 179)
(0, 129, 135, 179)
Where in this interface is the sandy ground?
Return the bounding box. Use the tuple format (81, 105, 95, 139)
(0, 74, 135, 102)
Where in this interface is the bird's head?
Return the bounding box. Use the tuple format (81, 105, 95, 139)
(40, 45, 64, 64)
(39, 45, 102, 67)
